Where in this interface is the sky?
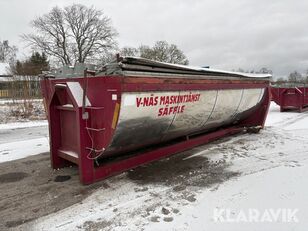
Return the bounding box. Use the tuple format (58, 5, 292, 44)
(1, 0, 308, 77)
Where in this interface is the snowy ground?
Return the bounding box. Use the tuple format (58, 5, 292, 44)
(0, 99, 46, 123)
(1, 103, 308, 231)
(0, 121, 48, 162)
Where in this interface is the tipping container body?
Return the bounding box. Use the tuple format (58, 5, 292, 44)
(41, 57, 271, 184)
(271, 86, 308, 112)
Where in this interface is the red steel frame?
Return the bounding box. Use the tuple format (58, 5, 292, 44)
(271, 86, 308, 112)
(41, 76, 270, 184)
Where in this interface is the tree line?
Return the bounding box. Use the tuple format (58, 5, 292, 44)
(1, 4, 189, 76)
(233, 67, 308, 84)
(1, 3, 307, 83)
(276, 71, 308, 84)
(0, 3, 190, 117)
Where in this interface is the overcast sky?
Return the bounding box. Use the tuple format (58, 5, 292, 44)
(1, 0, 308, 77)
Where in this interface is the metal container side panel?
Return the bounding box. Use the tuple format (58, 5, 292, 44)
(201, 89, 243, 130)
(228, 88, 265, 123)
(237, 88, 264, 113)
(106, 88, 265, 154)
(160, 90, 217, 141)
(106, 91, 178, 152)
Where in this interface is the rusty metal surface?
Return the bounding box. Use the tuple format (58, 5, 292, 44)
(106, 88, 264, 153)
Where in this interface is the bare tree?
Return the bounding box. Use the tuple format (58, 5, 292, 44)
(233, 67, 273, 75)
(120, 41, 189, 65)
(258, 67, 273, 74)
(0, 40, 17, 63)
(304, 69, 308, 83)
(22, 4, 118, 66)
(276, 77, 285, 82)
(288, 71, 303, 83)
(98, 51, 117, 65)
(141, 41, 189, 65)
(120, 47, 139, 57)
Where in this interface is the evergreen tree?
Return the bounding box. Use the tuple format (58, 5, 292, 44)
(10, 52, 49, 75)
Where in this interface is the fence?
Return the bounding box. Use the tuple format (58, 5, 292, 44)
(0, 75, 41, 99)
(0, 89, 9, 98)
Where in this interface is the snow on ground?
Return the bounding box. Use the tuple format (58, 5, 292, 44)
(15, 102, 308, 231)
(0, 99, 43, 105)
(0, 121, 48, 162)
(2, 102, 308, 231)
(0, 137, 49, 163)
(0, 99, 46, 123)
(0, 120, 47, 130)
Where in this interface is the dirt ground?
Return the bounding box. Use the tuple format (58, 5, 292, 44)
(0, 153, 106, 230)
(0, 137, 240, 231)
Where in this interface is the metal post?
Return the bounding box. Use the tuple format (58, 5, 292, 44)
(82, 68, 88, 119)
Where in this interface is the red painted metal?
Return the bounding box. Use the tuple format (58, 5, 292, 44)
(41, 75, 271, 184)
(271, 86, 308, 112)
(93, 126, 244, 181)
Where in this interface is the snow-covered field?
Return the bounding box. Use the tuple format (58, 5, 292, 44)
(1, 103, 308, 231)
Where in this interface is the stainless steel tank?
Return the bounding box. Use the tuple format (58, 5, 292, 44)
(107, 88, 264, 153)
